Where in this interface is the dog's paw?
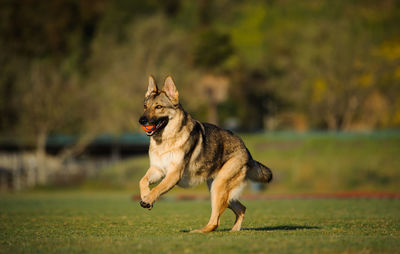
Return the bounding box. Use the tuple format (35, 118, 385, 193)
(139, 200, 153, 210)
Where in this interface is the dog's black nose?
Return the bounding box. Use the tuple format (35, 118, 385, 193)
(139, 116, 148, 125)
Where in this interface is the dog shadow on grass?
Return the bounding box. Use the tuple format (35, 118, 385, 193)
(181, 225, 320, 233)
(239, 225, 321, 231)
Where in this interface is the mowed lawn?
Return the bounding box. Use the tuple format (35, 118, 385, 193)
(0, 192, 399, 254)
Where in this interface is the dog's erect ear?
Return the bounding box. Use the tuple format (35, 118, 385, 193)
(146, 75, 158, 98)
(162, 76, 179, 104)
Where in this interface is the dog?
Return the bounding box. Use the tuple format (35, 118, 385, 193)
(138, 75, 272, 233)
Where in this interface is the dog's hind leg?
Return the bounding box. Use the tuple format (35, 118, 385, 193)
(191, 178, 229, 233)
(212, 177, 246, 231)
(205, 178, 222, 227)
(191, 157, 247, 233)
(228, 200, 246, 231)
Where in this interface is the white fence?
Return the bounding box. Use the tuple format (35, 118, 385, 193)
(0, 153, 112, 191)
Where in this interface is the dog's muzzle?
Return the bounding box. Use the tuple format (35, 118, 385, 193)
(138, 116, 168, 136)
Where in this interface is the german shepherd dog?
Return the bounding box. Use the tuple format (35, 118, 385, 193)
(138, 76, 272, 233)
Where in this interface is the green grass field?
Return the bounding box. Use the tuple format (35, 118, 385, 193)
(2, 132, 399, 253)
(1, 192, 399, 254)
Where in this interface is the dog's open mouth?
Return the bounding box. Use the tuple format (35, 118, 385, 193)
(141, 117, 168, 136)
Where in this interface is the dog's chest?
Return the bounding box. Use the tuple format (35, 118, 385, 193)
(149, 146, 206, 188)
(149, 149, 179, 175)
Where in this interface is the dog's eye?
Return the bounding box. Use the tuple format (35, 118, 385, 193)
(155, 105, 163, 109)
(143, 105, 147, 109)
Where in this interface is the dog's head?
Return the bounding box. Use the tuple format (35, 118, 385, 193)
(138, 75, 180, 136)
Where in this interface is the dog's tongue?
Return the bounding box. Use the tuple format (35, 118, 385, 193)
(141, 125, 155, 133)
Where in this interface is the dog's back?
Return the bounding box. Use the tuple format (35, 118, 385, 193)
(178, 118, 272, 187)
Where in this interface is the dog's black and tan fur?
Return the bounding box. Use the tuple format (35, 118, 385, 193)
(139, 76, 272, 233)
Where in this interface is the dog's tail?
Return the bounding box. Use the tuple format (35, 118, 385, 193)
(246, 160, 273, 183)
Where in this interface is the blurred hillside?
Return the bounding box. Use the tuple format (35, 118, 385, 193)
(1, 0, 400, 144)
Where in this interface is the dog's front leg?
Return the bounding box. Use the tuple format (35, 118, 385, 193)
(140, 166, 181, 209)
(139, 166, 164, 209)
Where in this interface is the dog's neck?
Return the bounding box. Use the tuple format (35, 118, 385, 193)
(150, 108, 194, 146)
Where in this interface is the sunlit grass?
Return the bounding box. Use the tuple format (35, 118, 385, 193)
(0, 192, 399, 253)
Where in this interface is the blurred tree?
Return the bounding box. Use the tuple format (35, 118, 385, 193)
(0, 0, 107, 134)
(194, 29, 233, 69)
(222, 1, 286, 131)
(87, 13, 202, 132)
(221, 0, 400, 131)
(301, 1, 400, 130)
(0, 0, 399, 159)
(14, 60, 87, 182)
(0, 0, 107, 166)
